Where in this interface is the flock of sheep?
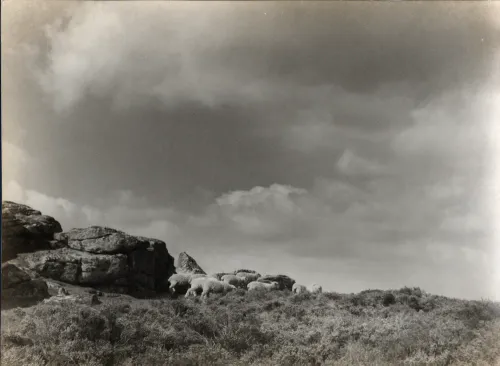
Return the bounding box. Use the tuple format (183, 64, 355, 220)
(167, 270, 323, 299)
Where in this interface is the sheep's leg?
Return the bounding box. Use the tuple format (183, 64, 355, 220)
(169, 281, 177, 294)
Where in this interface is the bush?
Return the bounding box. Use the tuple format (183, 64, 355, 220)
(383, 292, 396, 307)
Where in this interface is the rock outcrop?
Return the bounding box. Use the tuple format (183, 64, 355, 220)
(177, 252, 206, 274)
(1, 263, 51, 310)
(64, 226, 150, 254)
(233, 269, 260, 275)
(1, 201, 303, 299)
(15, 226, 176, 297)
(0, 201, 177, 298)
(259, 274, 296, 291)
(16, 248, 129, 285)
(2, 201, 64, 262)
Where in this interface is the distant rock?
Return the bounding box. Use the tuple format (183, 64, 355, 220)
(177, 252, 206, 274)
(1, 263, 51, 310)
(1, 201, 64, 263)
(233, 269, 260, 275)
(259, 274, 296, 291)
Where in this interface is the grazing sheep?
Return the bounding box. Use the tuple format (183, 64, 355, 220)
(247, 281, 280, 292)
(259, 274, 295, 291)
(221, 274, 247, 288)
(185, 276, 213, 297)
(292, 283, 308, 294)
(235, 272, 261, 284)
(209, 272, 232, 281)
(201, 279, 236, 298)
(309, 284, 323, 294)
(191, 273, 209, 280)
(186, 277, 236, 298)
(168, 273, 207, 294)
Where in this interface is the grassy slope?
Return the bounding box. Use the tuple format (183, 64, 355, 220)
(2, 287, 500, 366)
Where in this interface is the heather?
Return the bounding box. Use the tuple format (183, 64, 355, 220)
(2, 287, 500, 366)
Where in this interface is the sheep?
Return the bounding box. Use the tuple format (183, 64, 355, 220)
(292, 283, 308, 294)
(168, 273, 208, 294)
(309, 284, 323, 294)
(247, 281, 280, 292)
(185, 276, 212, 297)
(221, 274, 247, 289)
(191, 273, 209, 280)
(235, 271, 261, 284)
(201, 278, 236, 298)
(185, 277, 236, 298)
(209, 272, 231, 281)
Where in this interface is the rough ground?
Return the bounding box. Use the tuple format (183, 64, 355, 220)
(2, 287, 500, 366)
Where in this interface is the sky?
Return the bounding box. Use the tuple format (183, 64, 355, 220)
(2, 1, 500, 300)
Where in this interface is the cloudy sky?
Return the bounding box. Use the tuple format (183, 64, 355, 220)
(3, 1, 500, 300)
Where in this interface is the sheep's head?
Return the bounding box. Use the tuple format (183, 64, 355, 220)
(272, 281, 280, 289)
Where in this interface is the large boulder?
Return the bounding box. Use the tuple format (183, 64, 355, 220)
(1, 263, 51, 309)
(1, 201, 64, 262)
(64, 226, 150, 254)
(177, 252, 206, 274)
(15, 227, 176, 297)
(16, 248, 129, 285)
(259, 274, 296, 291)
(1, 201, 177, 298)
(135, 237, 176, 292)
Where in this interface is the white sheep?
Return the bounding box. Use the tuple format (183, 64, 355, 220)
(185, 276, 212, 297)
(235, 272, 261, 284)
(292, 283, 308, 294)
(168, 273, 208, 293)
(209, 273, 227, 281)
(247, 281, 280, 292)
(201, 278, 236, 298)
(221, 274, 247, 288)
(308, 284, 323, 294)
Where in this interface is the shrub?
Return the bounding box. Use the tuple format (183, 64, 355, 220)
(382, 292, 396, 307)
(407, 295, 422, 312)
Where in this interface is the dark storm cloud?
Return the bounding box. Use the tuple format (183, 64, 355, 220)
(4, 2, 498, 207)
(3, 1, 500, 300)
